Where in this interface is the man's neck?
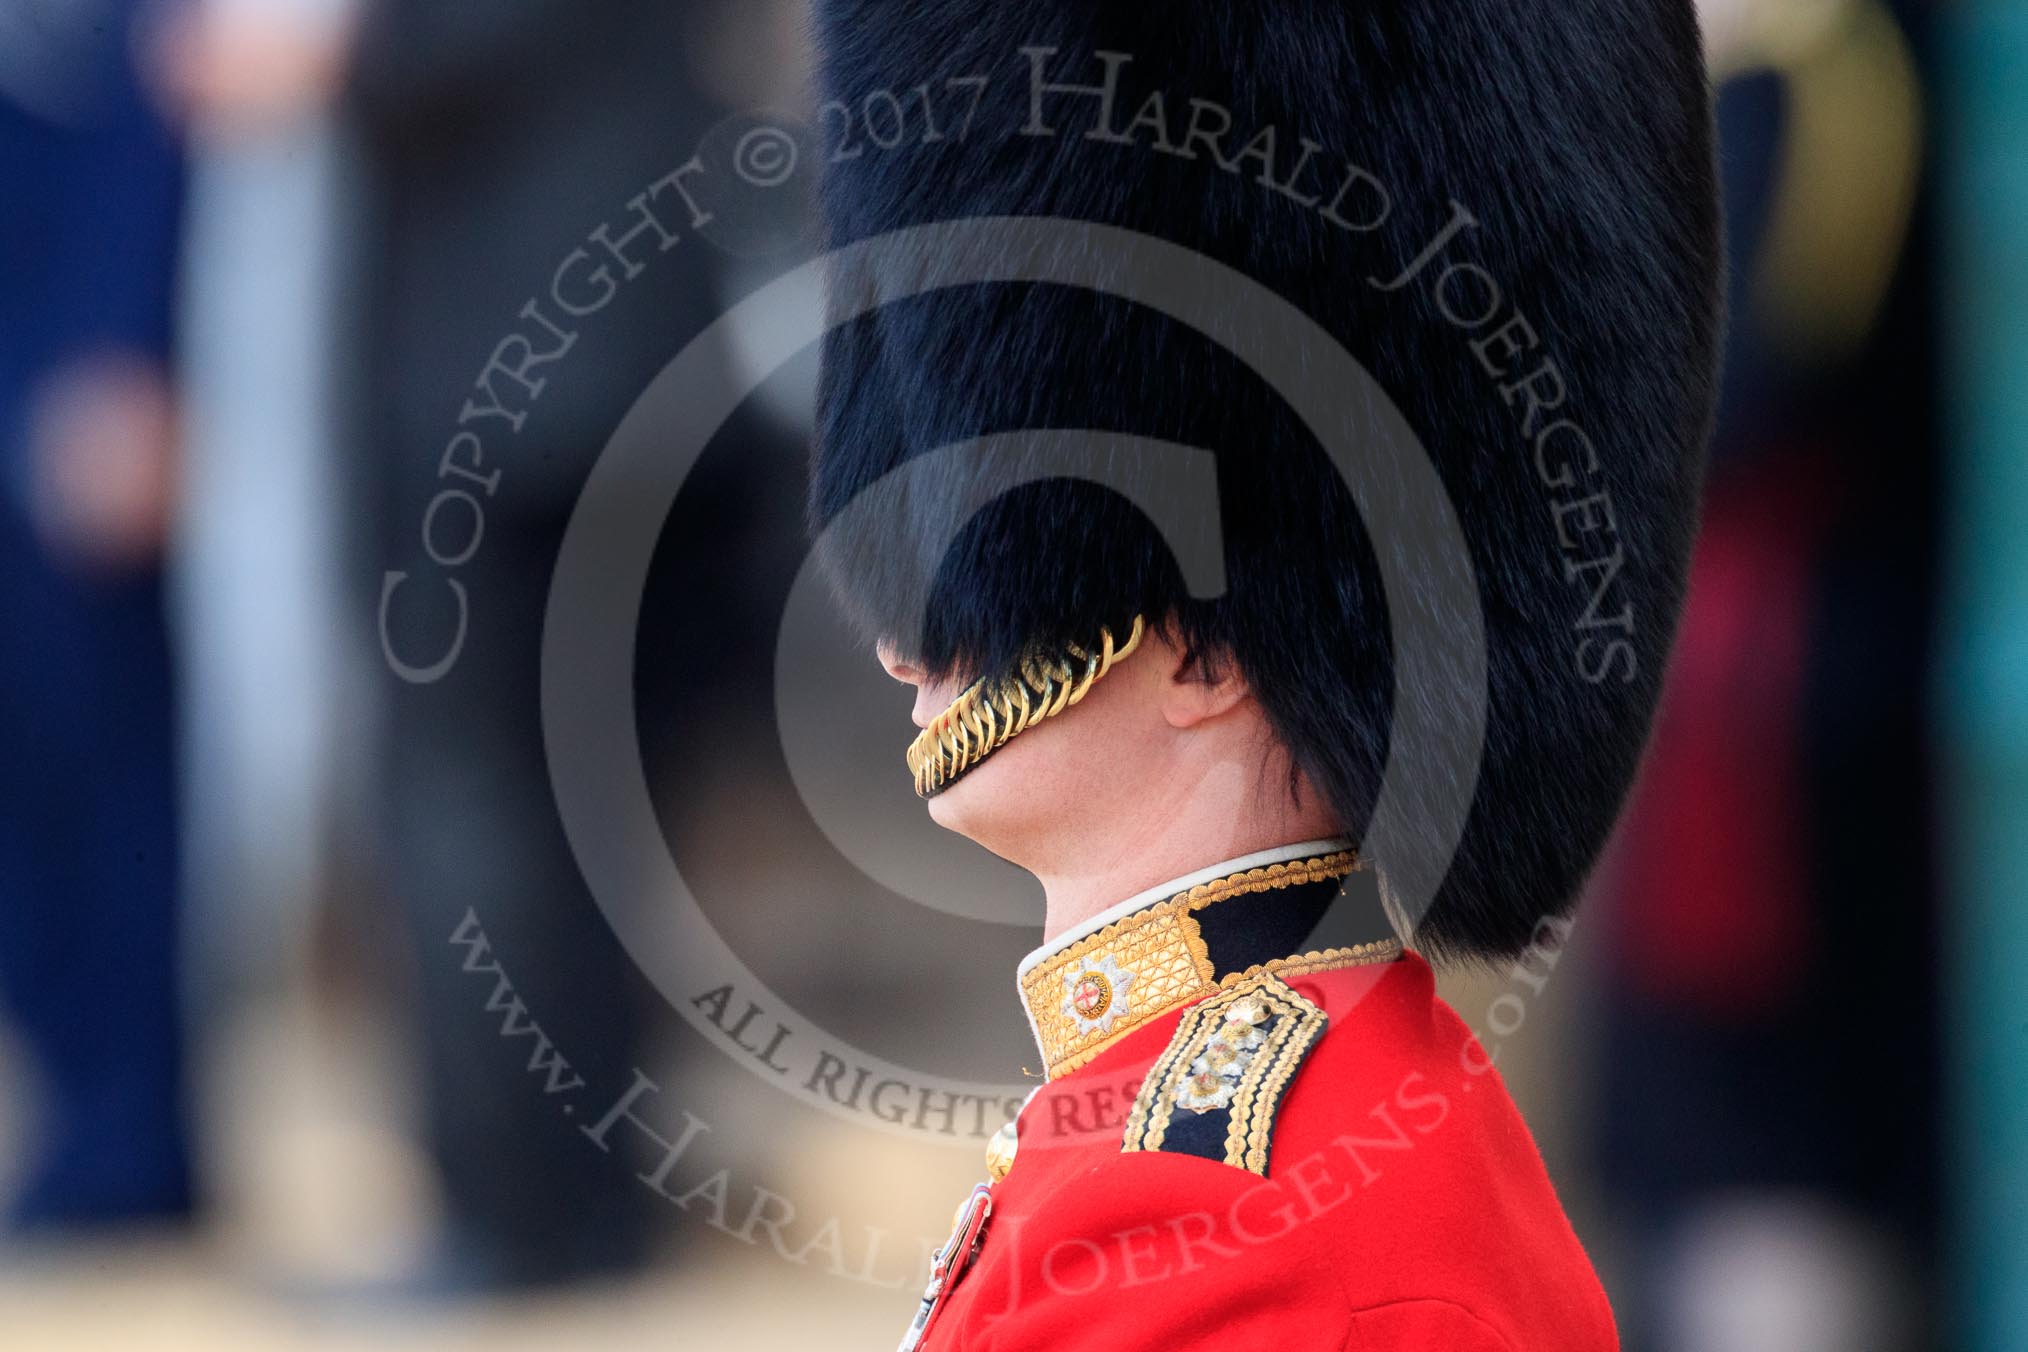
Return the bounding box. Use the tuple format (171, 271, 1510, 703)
(1030, 785, 1344, 942)
(1036, 855, 1239, 945)
(1030, 835, 1353, 950)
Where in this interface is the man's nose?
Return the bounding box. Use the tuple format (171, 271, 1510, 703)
(877, 640, 926, 687)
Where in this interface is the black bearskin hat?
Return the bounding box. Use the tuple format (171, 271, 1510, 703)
(807, 2, 1722, 962)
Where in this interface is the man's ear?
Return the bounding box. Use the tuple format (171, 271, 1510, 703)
(1160, 648, 1252, 729)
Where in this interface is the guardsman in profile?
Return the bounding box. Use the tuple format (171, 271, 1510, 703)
(806, 3, 1721, 1347)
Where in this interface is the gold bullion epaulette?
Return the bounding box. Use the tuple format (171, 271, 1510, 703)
(1119, 972, 1327, 1177)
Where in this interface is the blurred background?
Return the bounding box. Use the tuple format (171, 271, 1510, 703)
(0, 0, 2020, 1348)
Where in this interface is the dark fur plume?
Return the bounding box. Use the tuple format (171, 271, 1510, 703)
(808, 2, 1722, 961)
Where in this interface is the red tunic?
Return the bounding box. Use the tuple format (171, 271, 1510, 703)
(917, 952, 1616, 1351)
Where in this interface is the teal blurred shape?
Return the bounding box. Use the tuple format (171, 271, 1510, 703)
(1941, 5, 2028, 1349)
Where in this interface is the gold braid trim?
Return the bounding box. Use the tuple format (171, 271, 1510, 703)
(1218, 940, 1402, 987)
(1180, 851, 1366, 912)
(906, 616, 1146, 797)
(1118, 993, 1209, 1153)
(1227, 982, 1329, 1175)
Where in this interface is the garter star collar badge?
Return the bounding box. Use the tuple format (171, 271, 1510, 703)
(1062, 953, 1136, 1036)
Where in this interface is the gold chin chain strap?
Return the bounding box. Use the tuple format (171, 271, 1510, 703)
(905, 616, 1147, 797)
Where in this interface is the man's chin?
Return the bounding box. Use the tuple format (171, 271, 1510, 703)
(922, 757, 1010, 843)
(918, 725, 1069, 862)
(923, 771, 982, 833)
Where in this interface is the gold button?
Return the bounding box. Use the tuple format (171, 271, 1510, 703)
(984, 1119, 1019, 1182)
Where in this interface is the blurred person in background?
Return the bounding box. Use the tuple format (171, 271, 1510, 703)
(0, 0, 190, 1230)
(342, 0, 800, 1295)
(1588, 1, 1942, 1348)
(130, 0, 814, 1299)
(149, 0, 367, 1018)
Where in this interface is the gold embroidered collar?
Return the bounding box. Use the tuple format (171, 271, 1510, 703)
(1016, 840, 1402, 1080)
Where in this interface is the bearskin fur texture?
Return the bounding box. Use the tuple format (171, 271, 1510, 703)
(807, 2, 1722, 961)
